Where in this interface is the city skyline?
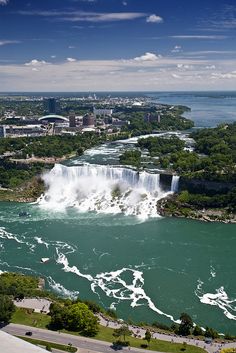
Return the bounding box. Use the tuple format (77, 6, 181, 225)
(0, 0, 236, 91)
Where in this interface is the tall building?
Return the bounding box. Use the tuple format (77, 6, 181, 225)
(69, 112, 76, 128)
(0, 125, 6, 138)
(44, 98, 59, 114)
(83, 113, 95, 127)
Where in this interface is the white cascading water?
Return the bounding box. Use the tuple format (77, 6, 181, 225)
(171, 175, 180, 193)
(38, 164, 172, 219)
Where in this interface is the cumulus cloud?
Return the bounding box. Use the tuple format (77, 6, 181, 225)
(134, 52, 161, 62)
(25, 59, 49, 66)
(67, 57, 77, 62)
(1, 54, 236, 91)
(146, 14, 163, 23)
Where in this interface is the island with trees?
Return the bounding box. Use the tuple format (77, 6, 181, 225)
(119, 122, 236, 223)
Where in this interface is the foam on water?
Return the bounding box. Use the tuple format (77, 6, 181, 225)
(0, 227, 24, 244)
(47, 276, 80, 299)
(195, 279, 236, 320)
(39, 164, 172, 220)
(34, 236, 50, 249)
(55, 250, 180, 324)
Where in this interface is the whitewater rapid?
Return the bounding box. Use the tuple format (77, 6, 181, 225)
(38, 164, 177, 219)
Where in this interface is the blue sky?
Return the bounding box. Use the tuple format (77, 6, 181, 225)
(0, 0, 236, 91)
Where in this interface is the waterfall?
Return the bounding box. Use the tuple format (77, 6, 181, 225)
(171, 175, 180, 193)
(39, 164, 168, 219)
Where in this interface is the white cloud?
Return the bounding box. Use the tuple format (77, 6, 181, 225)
(134, 52, 161, 62)
(172, 73, 181, 79)
(170, 35, 227, 39)
(211, 71, 236, 79)
(205, 65, 216, 69)
(146, 14, 163, 23)
(25, 59, 49, 66)
(1, 55, 236, 91)
(171, 45, 182, 53)
(0, 40, 20, 46)
(18, 10, 146, 23)
(67, 57, 77, 62)
(68, 46, 76, 49)
(0, 0, 9, 5)
(122, 1, 127, 6)
(51, 55, 56, 59)
(177, 64, 193, 70)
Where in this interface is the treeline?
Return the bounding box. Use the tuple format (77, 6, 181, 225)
(121, 112, 194, 137)
(119, 150, 141, 168)
(0, 133, 103, 158)
(177, 189, 236, 211)
(138, 136, 185, 156)
(0, 133, 103, 188)
(190, 122, 236, 182)
(0, 160, 46, 188)
(135, 123, 236, 183)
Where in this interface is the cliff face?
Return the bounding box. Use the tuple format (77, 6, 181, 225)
(179, 177, 235, 195)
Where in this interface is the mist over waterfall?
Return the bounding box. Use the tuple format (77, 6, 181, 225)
(39, 164, 172, 219)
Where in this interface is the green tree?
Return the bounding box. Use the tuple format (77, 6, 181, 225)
(193, 325, 203, 336)
(65, 302, 99, 336)
(205, 326, 219, 339)
(113, 325, 131, 343)
(144, 329, 152, 346)
(178, 313, 193, 336)
(0, 294, 15, 323)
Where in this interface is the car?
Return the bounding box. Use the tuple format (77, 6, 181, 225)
(25, 331, 33, 336)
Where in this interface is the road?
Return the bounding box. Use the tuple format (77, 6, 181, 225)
(1, 323, 158, 353)
(1, 323, 236, 353)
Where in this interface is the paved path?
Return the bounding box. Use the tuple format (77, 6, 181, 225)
(97, 315, 236, 353)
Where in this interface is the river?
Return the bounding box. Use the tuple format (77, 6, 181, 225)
(0, 92, 236, 334)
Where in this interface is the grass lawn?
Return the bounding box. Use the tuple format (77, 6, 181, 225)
(18, 336, 77, 352)
(11, 307, 50, 329)
(96, 326, 206, 353)
(12, 309, 206, 353)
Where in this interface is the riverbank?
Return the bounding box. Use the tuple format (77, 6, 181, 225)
(156, 195, 236, 224)
(0, 176, 45, 202)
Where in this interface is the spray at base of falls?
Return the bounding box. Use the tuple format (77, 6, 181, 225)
(38, 164, 179, 220)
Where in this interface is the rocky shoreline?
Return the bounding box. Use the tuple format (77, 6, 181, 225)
(157, 195, 236, 224)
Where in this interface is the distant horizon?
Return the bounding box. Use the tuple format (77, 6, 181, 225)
(1, 90, 236, 94)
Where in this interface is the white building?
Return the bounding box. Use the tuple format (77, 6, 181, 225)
(93, 108, 113, 117)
